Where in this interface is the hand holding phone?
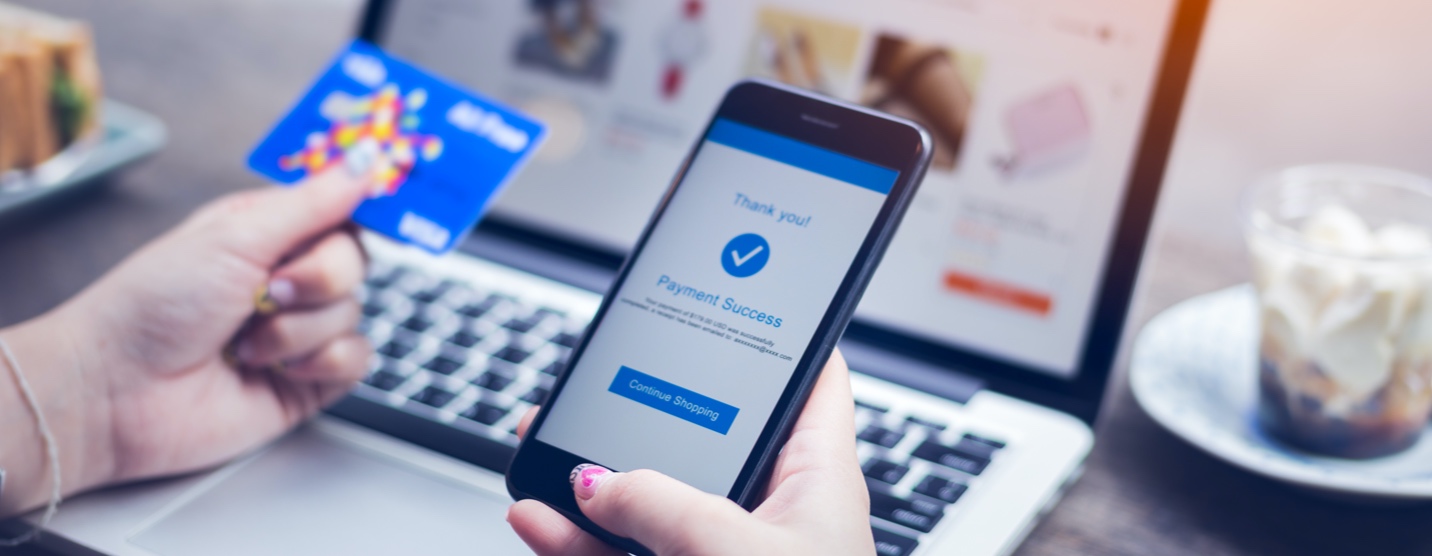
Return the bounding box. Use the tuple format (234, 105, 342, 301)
(507, 80, 931, 555)
(508, 350, 876, 555)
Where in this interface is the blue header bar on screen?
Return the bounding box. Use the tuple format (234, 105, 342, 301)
(706, 119, 899, 195)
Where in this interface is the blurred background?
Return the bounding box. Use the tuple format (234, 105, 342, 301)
(4, 0, 1432, 554)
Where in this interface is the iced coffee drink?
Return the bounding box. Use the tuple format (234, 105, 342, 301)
(1245, 165, 1432, 459)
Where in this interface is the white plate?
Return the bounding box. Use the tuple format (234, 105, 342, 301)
(1130, 285, 1432, 502)
(0, 99, 166, 218)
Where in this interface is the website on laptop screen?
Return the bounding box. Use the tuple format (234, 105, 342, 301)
(382, 0, 1179, 379)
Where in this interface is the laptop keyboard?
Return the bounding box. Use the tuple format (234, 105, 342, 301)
(356, 261, 583, 441)
(853, 400, 1008, 555)
(354, 258, 1008, 556)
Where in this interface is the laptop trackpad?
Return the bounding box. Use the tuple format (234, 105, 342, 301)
(130, 428, 530, 555)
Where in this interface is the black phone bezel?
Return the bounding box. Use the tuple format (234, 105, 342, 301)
(504, 80, 931, 554)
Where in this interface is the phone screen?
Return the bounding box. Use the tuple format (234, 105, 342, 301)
(535, 118, 899, 496)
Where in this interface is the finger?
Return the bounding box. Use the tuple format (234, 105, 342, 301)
(763, 348, 862, 499)
(507, 500, 625, 556)
(235, 299, 362, 366)
(267, 229, 366, 309)
(209, 167, 370, 265)
(280, 332, 371, 384)
(516, 406, 539, 439)
(260, 334, 371, 425)
(572, 466, 756, 554)
(757, 348, 869, 538)
(789, 348, 858, 453)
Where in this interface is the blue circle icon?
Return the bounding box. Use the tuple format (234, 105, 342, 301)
(722, 233, 770, 278)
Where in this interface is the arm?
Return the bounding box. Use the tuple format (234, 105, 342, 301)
(0, 314, 113, 517)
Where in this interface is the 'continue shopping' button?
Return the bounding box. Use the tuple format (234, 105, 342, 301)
(608, 366, 739, 435)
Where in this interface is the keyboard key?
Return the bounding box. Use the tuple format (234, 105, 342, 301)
(913, 475, 967, 504)
(863, 459, 909, 485)
(521, 386, 550, 404)
(493, 345, 531, 364)
(364, 370, 406, 391)
(365, 266, 406, 289)
(550, 331, 580, 348)
(456, 302, 493, 319)
(411, 386, 457, 409)
(447, 329, 483, 348)
(912, 441, 989, 475)
(872, 526, 919, 556)
(963, 433, 1007, 449)
(503, 315, 542, 333)
(857, 425, 904, 449)
(473, 372, 515, 392)
(400, 314, 433, 333)
(855, 399, 890, 413)
(461, 402, 509, 425)
(378, 339, 415, 359)
(361, 301, 385, 318)
(423, 355, 465, 375)
(540, 361, 563, 376)
(952, 437, 998, 461)
(905, 416, 948, 431)
(410, 282, 452, 304)
(868, 490, 944, 533)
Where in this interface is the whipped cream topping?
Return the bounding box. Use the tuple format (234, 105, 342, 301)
(1253, 205, 1432, 403)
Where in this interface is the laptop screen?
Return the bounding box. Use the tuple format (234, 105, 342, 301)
(381, 0, 1179, 380)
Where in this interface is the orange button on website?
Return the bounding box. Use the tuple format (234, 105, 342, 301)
(943, 270, 1053, 316)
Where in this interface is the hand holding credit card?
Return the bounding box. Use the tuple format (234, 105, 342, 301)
(248, 40, 544, 254)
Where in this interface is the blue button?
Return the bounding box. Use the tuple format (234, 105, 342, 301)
(607, 366, 740, 435)
(721, 233, 770, 278)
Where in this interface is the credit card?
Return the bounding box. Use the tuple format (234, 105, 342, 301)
(247, 40, 545, 253)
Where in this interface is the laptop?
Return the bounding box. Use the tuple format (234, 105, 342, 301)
(25, 1, 1208, 554)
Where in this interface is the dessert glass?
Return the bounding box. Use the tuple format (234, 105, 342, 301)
(1243, 164, 1432, 459)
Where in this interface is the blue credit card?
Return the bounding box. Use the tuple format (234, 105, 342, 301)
(248, 40, 544, 254)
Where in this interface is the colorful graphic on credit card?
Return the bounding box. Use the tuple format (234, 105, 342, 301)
(278, 84, 445, 197)
(248, 40, 545, 254)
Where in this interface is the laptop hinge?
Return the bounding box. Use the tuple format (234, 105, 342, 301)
(837, 337, 984, 404)
(460, 228, 618, 294)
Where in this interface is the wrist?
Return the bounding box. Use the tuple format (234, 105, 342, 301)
(0, 310, 116, 516)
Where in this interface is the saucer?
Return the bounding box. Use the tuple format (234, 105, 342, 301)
(1130, 285, 1432, 502)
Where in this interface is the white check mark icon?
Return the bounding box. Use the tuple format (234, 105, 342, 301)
(731, 245, 765, 267)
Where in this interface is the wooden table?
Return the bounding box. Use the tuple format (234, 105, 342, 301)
(5, 0, 1432, 554)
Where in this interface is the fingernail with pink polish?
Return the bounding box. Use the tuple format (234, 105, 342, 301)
(570, 464, 611, 501)
(267, 278, 296, 308)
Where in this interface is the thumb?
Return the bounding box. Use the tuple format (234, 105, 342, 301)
(217, 168, 370, 265)
(571, 465, 758, 554)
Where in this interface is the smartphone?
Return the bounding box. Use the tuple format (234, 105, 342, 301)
(506, 80, 932, 553)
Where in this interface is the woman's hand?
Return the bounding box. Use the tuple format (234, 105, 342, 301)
(0, 169, 373, 514)
(506, 349, 875, 555)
